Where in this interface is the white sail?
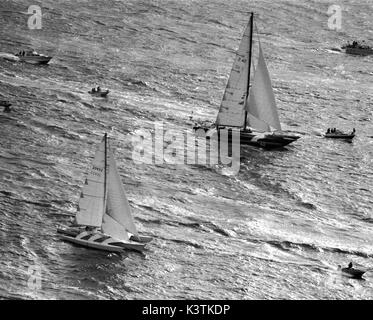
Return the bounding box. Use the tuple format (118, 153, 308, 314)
(246, 112, 271, 132)
(246, 44, 282, 131)
(101, 147, 138, 240)
(76, 139, 106, 227)
(215, 17, 252, 127)
(102, 213, 130, 241)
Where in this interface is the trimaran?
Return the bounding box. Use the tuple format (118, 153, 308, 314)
(57, 134, 152, 253)
(194, 12, 300, 149)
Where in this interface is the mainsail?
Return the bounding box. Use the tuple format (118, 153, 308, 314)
(215, 16, 252, 127)
(245, 44, 282, 131)
(76, 139, 106, 227)
(101, 146, 138, 241)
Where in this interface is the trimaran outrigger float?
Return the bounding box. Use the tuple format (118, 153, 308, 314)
(57, 134, 152, 253)
(193, 13, 300, 149)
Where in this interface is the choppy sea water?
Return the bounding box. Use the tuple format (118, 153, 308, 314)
(0, 0, 372, 299)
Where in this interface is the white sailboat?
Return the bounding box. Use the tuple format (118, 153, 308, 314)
(57, 133, 152, 253)
(193, 12, 300, 149)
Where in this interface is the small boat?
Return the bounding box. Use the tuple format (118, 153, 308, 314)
(342, 41, 373, 56)
(324, 129, 355, 140)
(339, 264, 366, 279)
(15, 50, 52, 64)
(88, 88, 110, 97)
(0, 100, 11, 113)
(325, 133, 355, 139)
(341, 268, 366, 279)
(193, 12, 300, 149)
(57, 133, 153, 253)
(0, 100, 11, 107)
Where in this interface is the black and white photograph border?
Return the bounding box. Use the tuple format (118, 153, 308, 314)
(0, 0, 372, 304)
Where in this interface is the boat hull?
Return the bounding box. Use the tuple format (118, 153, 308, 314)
(341, 268, 365, 279)
(88, 90, 109, 97)
(194, 127, 300, 149)
(57, 228, 146, 253)
(59, 234, 125, 253)
(237, 131, 300, 149)
(345, 47, 373, 56)
(18, 56, 52, 64)
(324, 133, 355, 140)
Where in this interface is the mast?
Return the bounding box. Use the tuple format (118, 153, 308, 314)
(103, 133, 108, 222)
(243, 12, 254, 130)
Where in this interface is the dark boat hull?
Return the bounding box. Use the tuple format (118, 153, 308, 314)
(236, 130, 300, 149)
(194, 127, 300, 149)
(345, 47, 373, 56)
(341, 268, 366, 279)
(88, 90, 109, 97)
(325, 133, 355, 140)
(18, 56, 52, 64)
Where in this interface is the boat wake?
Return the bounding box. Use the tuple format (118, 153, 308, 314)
(296, 200, 318, 210)
(266, 239, 372, 259)
(178, 218, 236, 238)
(0, 52, 19, 62)
(168, 238, 204, 249)
(327, 48, 344, 54)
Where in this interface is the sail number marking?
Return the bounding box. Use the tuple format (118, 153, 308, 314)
(90, 166, 103, 177)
